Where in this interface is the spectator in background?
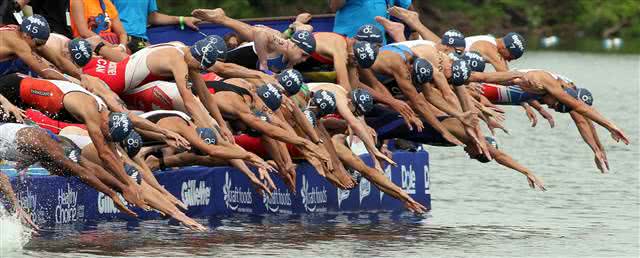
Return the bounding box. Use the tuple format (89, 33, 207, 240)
(0, 0, 25, 26)
(70, 0, 128, 50)
(29, 0, 73, 38)
(111, 0, 201, 53)
(330, 0, 412, 45)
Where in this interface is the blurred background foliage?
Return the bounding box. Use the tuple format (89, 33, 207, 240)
(158, 0, 640, 51)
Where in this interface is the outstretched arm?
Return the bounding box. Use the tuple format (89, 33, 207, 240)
(570, 112, 609, 173)
(545, 82, 628, 144)
(491, 148, 546, 191)
(9, 38, 66, 80)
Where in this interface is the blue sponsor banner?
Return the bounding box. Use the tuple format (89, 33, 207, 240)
(5, 151, 430, 227)
(147, 16, 336, 45)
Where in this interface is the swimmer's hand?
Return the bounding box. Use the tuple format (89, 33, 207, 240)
(526, 173, 546, 191)
(390, 99, 422, 131)
(375, 150, 396, 167)
(220, 126, 236, 144)
(521, 102, 538, 127)
(0, 103, 26, 123)
(608, 125, 630, 145)
(253, 167, 275, 197)
(16, 205, 39, 232)
(594, 150, 610, 173)
(456, 110, 480, 129)
(162, 131, 191, 151)
(443, 130, 464, 147)
(183, 16, 202, 31)
(400, 193, 427, 214)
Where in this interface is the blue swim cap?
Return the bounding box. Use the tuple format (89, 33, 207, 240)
(462, 51, 486, 72)
(354, 24, 383, 44)
(555, 87, 593, 113)
(256, 83, 283, 111)
(576, 88, 593, 106)
(502, 32, 526, 59)
(451, 60, 471, 86)
(196, 127, 217, 145)
(311, 90, 337, 117)
(20, 14, 50, 42)
(190, 36, 226, 69)
(353, 41, 378, 68)
(123, 164, 142, 184)
(447, 52, 463, 61)
(108, 112, 133, 142)
(350, 88, 374, 115)
(246, 110, 271, 137)
(121, 130, 142, 157)
(412, 58, 434, 87)
(204, 35, 227, 59)
(290, 30, 316, 54)
(277, 69, 304, 96)
(441, 29, 465, 48)
(68, 38, 92, 67)
(302, 109, 317, 127)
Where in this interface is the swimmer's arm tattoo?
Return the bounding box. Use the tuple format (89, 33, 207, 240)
(31, 51, 46, 64)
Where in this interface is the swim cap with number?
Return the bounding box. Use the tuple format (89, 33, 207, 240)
(108, 112, 133, 142)
(190, 36, 226, 69)
(353, 41, 378, 68)
(121, 130, 142, 157)
(277, 69, 304, 96)
(354, 24, 383, 44)
(311, 90, 337, 117)
(303, 109, 317, 127)
(350, 88, 374, 115)
(462, 51, 486, 72)
(503, 32, 526, 59)
(196, 127, 217, 145)
(20, 14, 50, 42)
(256, 83, 283, 111)
(555, 87, 593, 113)
(290, 30, 316, 54)
(441, 29, 465, 48)
(412, 58, 434, 87)
(68, 38, 92, 67)
(451, 60, 471, 86)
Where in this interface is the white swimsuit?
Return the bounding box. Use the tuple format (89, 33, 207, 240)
(124, 42, 186, 92)
(388, 40, 436, 49)
(59, 133, 93, 150)
(465, 35, 497, 51)
(139, 110, 192, 123)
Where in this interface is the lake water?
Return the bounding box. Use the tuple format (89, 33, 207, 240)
(1, 51, 639, 257)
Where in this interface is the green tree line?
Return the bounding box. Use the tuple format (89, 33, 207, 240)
(159, 0, 639, 38)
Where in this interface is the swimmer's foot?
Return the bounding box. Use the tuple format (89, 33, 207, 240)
(388, 6, 420, 25)
(375, 16, 406, 42)
(191, 8, 226, 23)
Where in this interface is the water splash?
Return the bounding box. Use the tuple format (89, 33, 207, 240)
(0, 204, 33, 253)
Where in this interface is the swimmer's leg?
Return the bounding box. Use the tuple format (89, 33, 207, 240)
(191, 8, 257, 42)
(375, 16, 407, 42)
(388, 6, 439, 42)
